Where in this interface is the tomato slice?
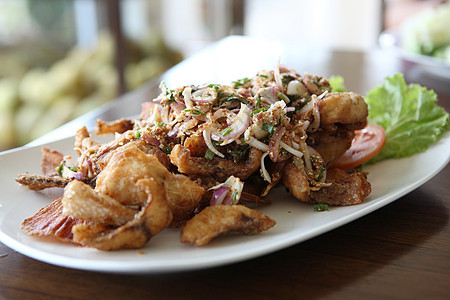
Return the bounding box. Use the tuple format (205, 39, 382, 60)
(330, 124, 386, 170)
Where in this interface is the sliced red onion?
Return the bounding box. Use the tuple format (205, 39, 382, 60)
(182, 87, 193, 108)
(203, 126, 224, 158)
(209, 176, 244, 205)
(191, 87, 217, 103)
(268, 126, 286, 162)
(259, 87, 278, 104)
(211, 186, 229, 205)
(280, 141, 303, 158)
(71, 172, 84, 181)
(247, 137, 269, 152)
(285, 107, 295, 112)
(274, 59, 284, 93)
(212, 103, 251, 145)
(260, 152, 272, 183)
(141, 132, 161, 146)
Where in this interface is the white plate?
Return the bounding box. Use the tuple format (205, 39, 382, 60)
(1, 132, 449, 274)
(379, 30, 450, 80)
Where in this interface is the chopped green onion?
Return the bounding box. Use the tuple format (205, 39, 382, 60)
(56, 163, 64, 176)
(69, 166, 78, 172)
(161, 146, 172, 154)
(232, 191, 238, 203)
(205, 148, 215, 160)
(314, 204, 329, 212)
(184, 109, 206, 115)
(251, 106, 269, 117)
(155, 121, 165, 127)
(257, 74, 268, 78)
(135, 130, 141, 139)
(262, 123, 275, 135)
(232, 77, 251, 88)
(220, 127, 233, 136)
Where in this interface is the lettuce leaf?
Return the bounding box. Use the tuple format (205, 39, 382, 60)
(329, 75, 346, 92)
(366, 73, 449, 164)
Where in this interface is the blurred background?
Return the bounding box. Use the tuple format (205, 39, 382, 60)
(0, 0, 447, 150)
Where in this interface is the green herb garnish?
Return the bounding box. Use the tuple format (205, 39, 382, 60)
(314, 204, 329, 212)
(220, 127, 233, 136)
(262, 123, 275, 135)
(205, 149, 215, 160)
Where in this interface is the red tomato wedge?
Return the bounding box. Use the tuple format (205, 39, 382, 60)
(330, 124, 386, 170)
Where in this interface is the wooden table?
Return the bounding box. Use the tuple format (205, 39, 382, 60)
(1, 37, 449, 299)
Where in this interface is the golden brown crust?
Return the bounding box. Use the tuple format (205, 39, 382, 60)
(181, 205, 276, 246)
(309, 168, 371, 205)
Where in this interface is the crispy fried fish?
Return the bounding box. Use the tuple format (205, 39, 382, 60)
(72, 178, 172, 251)
(181, 205, 276, 246)
(95, 146, 206, 227)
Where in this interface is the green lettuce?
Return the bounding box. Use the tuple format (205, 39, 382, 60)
(365, 73, 449, 164)
(328, 75, 346, 92)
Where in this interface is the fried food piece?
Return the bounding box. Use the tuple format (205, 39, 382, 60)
(72, 178, 173, 251)
(74, 126, 91, 156)
(15, 174, 71, 190)
(170, 145, 262, 182)
(310, 168, 371, 205)
(95, 145, 205, 227)
(181, 205, 276, 246)
(41, 147, 64, 176)
(307, 127, 355, 164)
(282, 162, 310, 203)
(21, 197, 83, 243)
(62, 180, 137, 226)
(95, 118, 134, 135)
(318, 92, 368, 127)
(183, 133, 208, 156)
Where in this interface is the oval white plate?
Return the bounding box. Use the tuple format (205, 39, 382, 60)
(1, 132, 449, 274)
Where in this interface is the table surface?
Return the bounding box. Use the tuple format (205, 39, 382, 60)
(1, 36, 449, 299)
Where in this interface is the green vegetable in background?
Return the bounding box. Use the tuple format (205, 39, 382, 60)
(328, 75, 346, 92)
(365, 73, 449, 164)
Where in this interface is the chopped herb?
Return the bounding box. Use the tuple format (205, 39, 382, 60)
(251, 106, 269, 117)
(185, 109, 206, 115)
(232, 191, 238, 203)
(56, 162, 64, 176)
(208, 84, 221, 92)
(229, 144, 251, 163)
(255, 96, 261, 108)
(232, 77, 251, 88)
(161, 146, 172, 154)
(220, 127, 233, 136)
(135, 130, 141, 139)
(154, 121, 165, 127)
(262, 123, 275, 135)
(257, 74, 268, 78)
(314, 204, 329, 212)
(205, 148, 215, 160)
(69, 166, 78, 172)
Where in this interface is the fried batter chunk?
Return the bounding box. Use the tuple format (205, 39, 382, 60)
(170, 145, 262, 182)
(318, 92, 368, 127)
(282, 162, 311, 203)
(62, 180, 137, 226)
(181, 205, 276, 246)
(95, 118, 134, 135)
(310, 168, 371, 205)
(95, 145, 205, 227)
(72, 178, 173, 251)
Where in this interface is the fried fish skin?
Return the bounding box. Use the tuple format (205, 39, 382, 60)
(181, 205, 276, 246)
